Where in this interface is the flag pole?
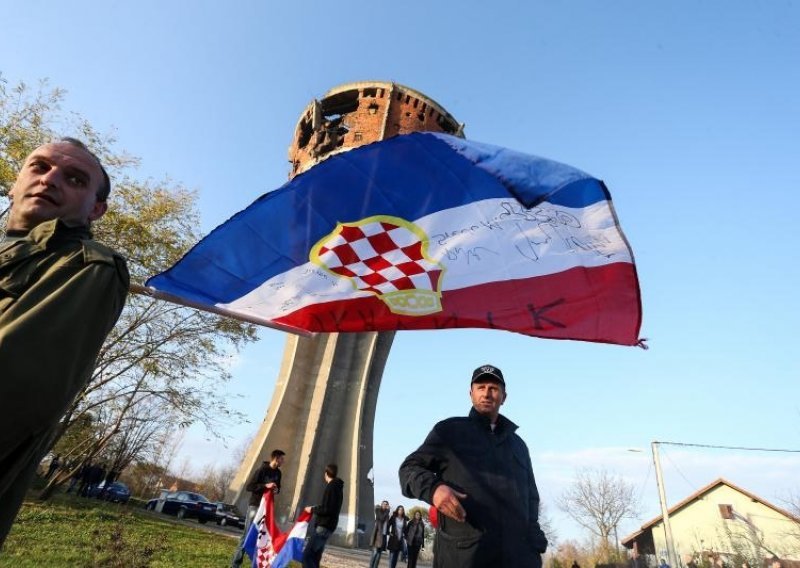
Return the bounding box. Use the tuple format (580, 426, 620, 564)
(129, 283, 313, 337)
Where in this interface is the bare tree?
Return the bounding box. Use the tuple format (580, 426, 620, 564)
(172, 456, 195, 489)
(557, 468, 639, 561)
(119, 427, 185, 498)
(779, 490, 800, 552)
(549, 539, 595, 568)
(37, 178, 256, 499)
(195, 463, 238, 502)
(231, 433, 255, 465)
(539, 502, 558, 548)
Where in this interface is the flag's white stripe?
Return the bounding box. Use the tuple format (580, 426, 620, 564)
(221, 197, 631, 319)
(285, 520, 309, 539)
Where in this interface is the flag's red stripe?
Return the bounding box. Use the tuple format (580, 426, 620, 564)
(275, 263, 641, 345)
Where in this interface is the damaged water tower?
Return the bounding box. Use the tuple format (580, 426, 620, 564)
(228, 81, 463, 547)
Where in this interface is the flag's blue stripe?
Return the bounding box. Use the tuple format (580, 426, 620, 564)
(272, 536, 305, 568)
(243, 522, 257, 562)
(430, 133, 599, 208)
(147, 132, 609, 304)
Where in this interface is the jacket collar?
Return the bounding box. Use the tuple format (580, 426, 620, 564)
(468, 407, 518, 436)
(1, 219, 92, 257)
(27, 219, 92, 247)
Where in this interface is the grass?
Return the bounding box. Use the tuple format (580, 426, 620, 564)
(1, 492, 238, 567)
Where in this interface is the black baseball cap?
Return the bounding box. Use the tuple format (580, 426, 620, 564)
(471, 364, 505, 386)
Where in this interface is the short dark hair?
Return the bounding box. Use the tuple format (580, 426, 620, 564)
(57, 137, 111, 202)
(270, 449, 286, 460)
(325, 463, 338, 478)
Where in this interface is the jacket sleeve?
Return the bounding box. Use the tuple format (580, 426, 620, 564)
(524, 448, 548, 553)
(273, 469, 281, 493)
(398, 424, 446, 504)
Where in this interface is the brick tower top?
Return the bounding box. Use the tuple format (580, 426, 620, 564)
(288, 81, 464, 178)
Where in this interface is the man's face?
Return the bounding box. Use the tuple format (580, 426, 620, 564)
(274, 455, 285, 468)
(7, 142, 107, 231)
(381, 501, 389, 510)
(470, 379, 506, 420)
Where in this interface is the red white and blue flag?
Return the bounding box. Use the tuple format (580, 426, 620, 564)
(147, 132, 642, 345)
(243, 490, 311, 568)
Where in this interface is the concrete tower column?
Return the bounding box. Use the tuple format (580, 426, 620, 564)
(229, 82, 463, 546)
(229, 331, 393, 545)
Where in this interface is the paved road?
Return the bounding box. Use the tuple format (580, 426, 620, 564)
(321, 546, 433, 568)
(140, 510, 434, 567)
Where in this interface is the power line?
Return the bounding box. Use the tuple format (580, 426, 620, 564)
(636, 460, 653, 504)
(661, 446, 697, 494)
(655, 440, 800, 453)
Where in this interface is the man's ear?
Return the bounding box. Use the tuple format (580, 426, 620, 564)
(88, 200, 108, 222)
(7, 180, 20, 202)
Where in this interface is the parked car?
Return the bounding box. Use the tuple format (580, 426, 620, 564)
(89, 481, 131, 504)
(145, 490, 217, 524)
(214, 502, 246, 529)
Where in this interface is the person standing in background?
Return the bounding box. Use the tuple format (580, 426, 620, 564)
(369, 500, 391, 568)
(404, 510, 425, 568)
(386, 505, 408, 568)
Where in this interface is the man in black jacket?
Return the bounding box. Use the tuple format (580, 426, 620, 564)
(399, 364, 548, 567)
(302, 463, 344, 568)
(231, 449, 285, 568)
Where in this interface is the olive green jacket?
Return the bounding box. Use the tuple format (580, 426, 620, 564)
(0, 219, 129, 501)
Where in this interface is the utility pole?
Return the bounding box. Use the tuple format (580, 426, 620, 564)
(652, 441, 678, 568)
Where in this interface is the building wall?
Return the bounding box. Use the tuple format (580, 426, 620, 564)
(288, 81, 462, 178)
(383, 87, 457, 138)
(650, 485, 800, 560)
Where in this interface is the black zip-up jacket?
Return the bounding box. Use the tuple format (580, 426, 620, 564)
(245, 462, 281, 507)
(399, 408, 547, 568)
(312, 477, 344, 531)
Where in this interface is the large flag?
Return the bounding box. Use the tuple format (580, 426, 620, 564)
(147, 132, 642, 345)
(243, 490, 312, 568)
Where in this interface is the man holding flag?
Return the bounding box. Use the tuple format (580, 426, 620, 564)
(232, 449, 285, 568)
(242, 487, 313, 568)
(302, 463, 344, 568)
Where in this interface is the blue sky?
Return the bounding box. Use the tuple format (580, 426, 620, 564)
(3, 0, 799, 545)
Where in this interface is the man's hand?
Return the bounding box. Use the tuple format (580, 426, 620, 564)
(304, 506, 313, 513)
(432, 484, 467, 523)
(265, 482, 277, 492)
